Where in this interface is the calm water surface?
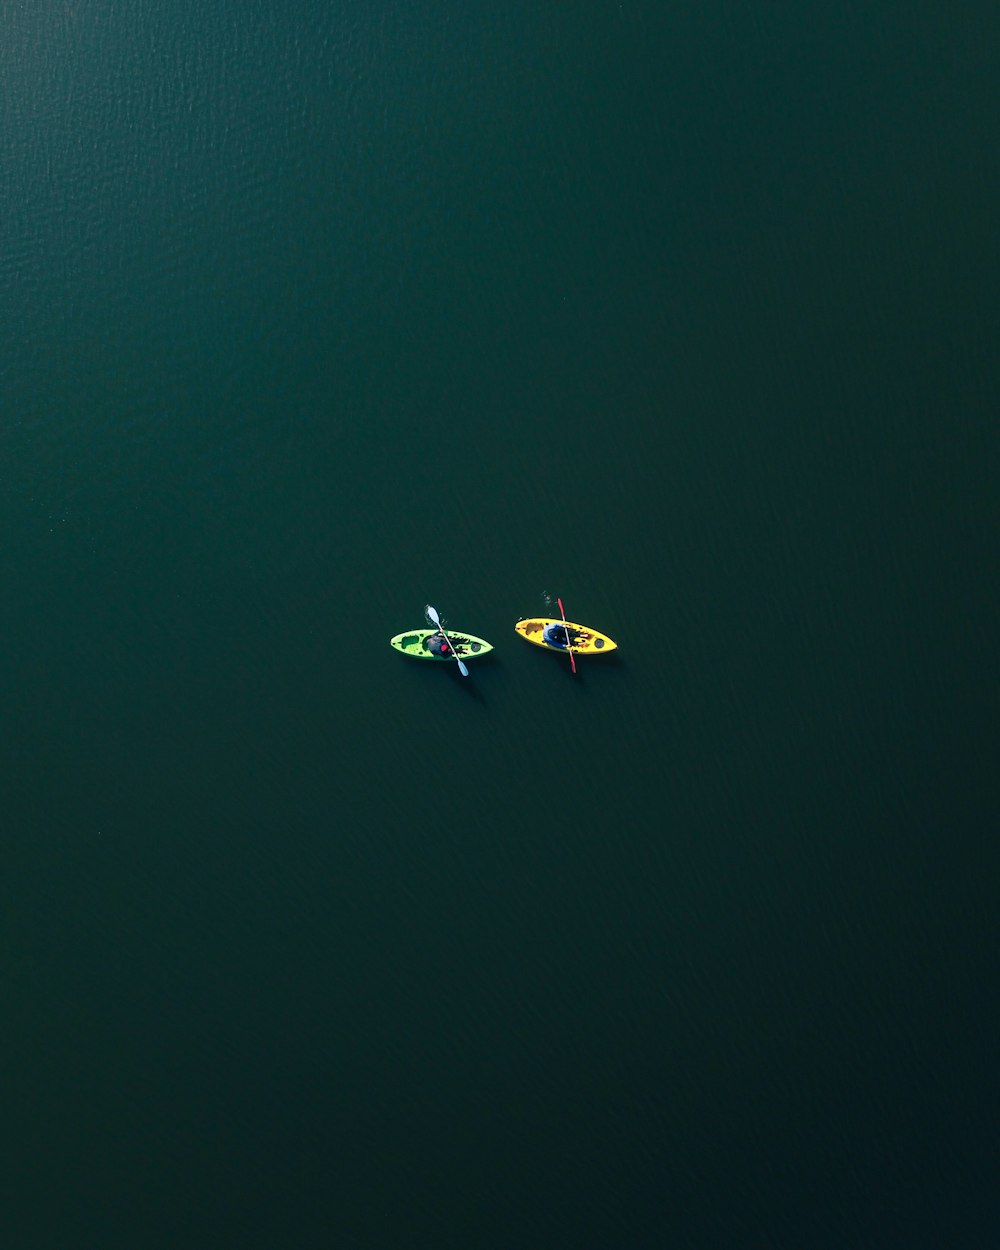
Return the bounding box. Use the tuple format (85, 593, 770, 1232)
(2, 3, 997, 1246)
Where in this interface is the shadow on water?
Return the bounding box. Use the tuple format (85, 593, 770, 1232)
(448, 662, 489, 706)
(512, 645, 627, 695)
(518, 645, 604, 675)
(389, 656, 489, 706)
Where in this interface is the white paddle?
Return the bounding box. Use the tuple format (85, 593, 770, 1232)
(425, 605, 469, 677)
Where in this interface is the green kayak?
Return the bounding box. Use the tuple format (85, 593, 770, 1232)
(390, 629, 494, 662)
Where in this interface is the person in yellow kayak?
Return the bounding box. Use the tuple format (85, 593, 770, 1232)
(543, 623, 575, 649)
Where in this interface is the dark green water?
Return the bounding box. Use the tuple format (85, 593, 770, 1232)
(3, 3, 997, 1246)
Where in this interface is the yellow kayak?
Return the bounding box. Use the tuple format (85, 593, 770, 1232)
(514, 617, 618, 656)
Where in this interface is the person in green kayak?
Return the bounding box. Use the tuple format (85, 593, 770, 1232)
(543, 623, 574, 649)
(426, 632, 453, 657)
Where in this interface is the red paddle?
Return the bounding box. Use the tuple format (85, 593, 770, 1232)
(557, 597, 577, 674)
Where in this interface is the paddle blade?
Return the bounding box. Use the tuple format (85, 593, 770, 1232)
(425, 604, 468, 674)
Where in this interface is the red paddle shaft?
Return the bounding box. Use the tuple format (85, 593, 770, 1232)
(557, 597, 577, 674)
